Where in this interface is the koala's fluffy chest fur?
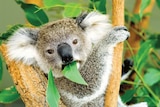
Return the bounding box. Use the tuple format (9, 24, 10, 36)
(56, 40, 113, 106)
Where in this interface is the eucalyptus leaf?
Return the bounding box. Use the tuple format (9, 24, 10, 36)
(0, 86, 20, 103)
(140, 0, 151, 18)
(121, 89, 137, 103)
(43, 0, 64, 7)
(89, 0, 106, 14)
(144, 68, 160, 86)
(46, 70, 60, 107)
(16, 1, 49, 26)
(90, 0, 100, 1)
(156, 0, 160, 8)
(98, 0, 106, 14)
(22, 3, 49, 26)
(131, 14, 141, 23)
(135, 40, 152, 72)
(62, 61, 88, 85)
(63, 3, 82, 17)
(0, 24, 23, 41)
(149, 34, 160, 49)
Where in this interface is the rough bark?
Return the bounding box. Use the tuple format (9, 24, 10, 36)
(104, 0, 124, 107)
(0, 44, 48, 107)
(0, 44, 66, 107)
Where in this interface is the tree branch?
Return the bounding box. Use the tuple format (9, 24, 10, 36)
(0, 44, 48, 107)
(104, 0, 124, 107)
(0, 44, 66, 107)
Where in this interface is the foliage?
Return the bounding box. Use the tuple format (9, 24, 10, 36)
(89, 0, 107, 14)
(0, 0, 160, 107)
(0, 86, 20, 104)
(122, 1, 160, 107)
(62, 61, 88, 85)
(46, 70, 60, 107)
(0, 24, 23, 43)
(15, 0, 49, 26)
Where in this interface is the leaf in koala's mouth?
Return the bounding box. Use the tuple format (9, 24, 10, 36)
(62, 61, 88, 85)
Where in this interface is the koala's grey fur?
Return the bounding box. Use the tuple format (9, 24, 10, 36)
(7, 11, 147, 107)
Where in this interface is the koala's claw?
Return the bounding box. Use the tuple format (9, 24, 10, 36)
(113, 26, 128, 32)
(108, 26, 130, 44)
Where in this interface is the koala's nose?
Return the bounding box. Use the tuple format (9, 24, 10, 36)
(57, 43, 73, 64)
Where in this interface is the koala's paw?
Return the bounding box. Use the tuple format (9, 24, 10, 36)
(109, 26, 130, 44)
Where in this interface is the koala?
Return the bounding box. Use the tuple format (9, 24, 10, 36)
(7, 11, 147, 107)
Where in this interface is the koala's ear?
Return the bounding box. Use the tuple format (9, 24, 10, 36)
(7, 28, 39, 65)
(76, 11, 112, 44)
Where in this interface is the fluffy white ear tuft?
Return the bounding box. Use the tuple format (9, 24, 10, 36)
(78, 11, 112, 44)
(7, 28, 39, 65)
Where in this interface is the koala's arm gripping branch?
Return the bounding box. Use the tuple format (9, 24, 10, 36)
(105, 0, 124, 107)
(0, 44, 66, 107)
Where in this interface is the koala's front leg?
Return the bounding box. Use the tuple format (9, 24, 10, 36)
(106, 26, 130, 46)
(79, 26, 130, 105)
(56, 26, 130, 107)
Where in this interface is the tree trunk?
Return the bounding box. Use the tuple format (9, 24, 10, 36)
(104, 0, 124, 107)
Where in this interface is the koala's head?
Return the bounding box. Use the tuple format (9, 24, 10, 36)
(35, 19, 92, 77)
(7, 12, 111, 77)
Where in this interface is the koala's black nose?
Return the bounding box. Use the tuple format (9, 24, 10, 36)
(57, 43, 73, 64)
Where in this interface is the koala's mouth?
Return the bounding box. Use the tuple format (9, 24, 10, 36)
(61, 60, 81, 70)
(62, 63, 70, 70)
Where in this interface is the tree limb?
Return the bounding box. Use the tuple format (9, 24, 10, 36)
(0, 44, 48, 107)
(104, 0, 124, 107)
(0, 44, 66, 107)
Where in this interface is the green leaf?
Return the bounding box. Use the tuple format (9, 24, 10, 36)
(90, 0, 100, 1)
(121, 88, 137, 103)
(22, 3, 49, 26)
(98, 0, 106, 14)
(63, 3, 82, 17)
(131, 14, 141, 23)
(46, 70, 60, 107)
(149, 34, 160, 49)
(156, 0, 160, 8)
(62, 61, 88, 85)
(89, 0, 106, 14)
(135, 40, 152, 72)
(0, 56, 3, 81)
(0, 86, 20, 104)
(144, 68, 160, 86)
(136, 86, 149, 96)
(0, 24, 23, 41)
(16, 1, 49, 26)
(43, 0, 64, 7)
(140, 0, 151, 18)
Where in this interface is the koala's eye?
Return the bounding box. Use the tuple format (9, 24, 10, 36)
(72, 39, 78, 45)
(46, 49, 54, 54)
